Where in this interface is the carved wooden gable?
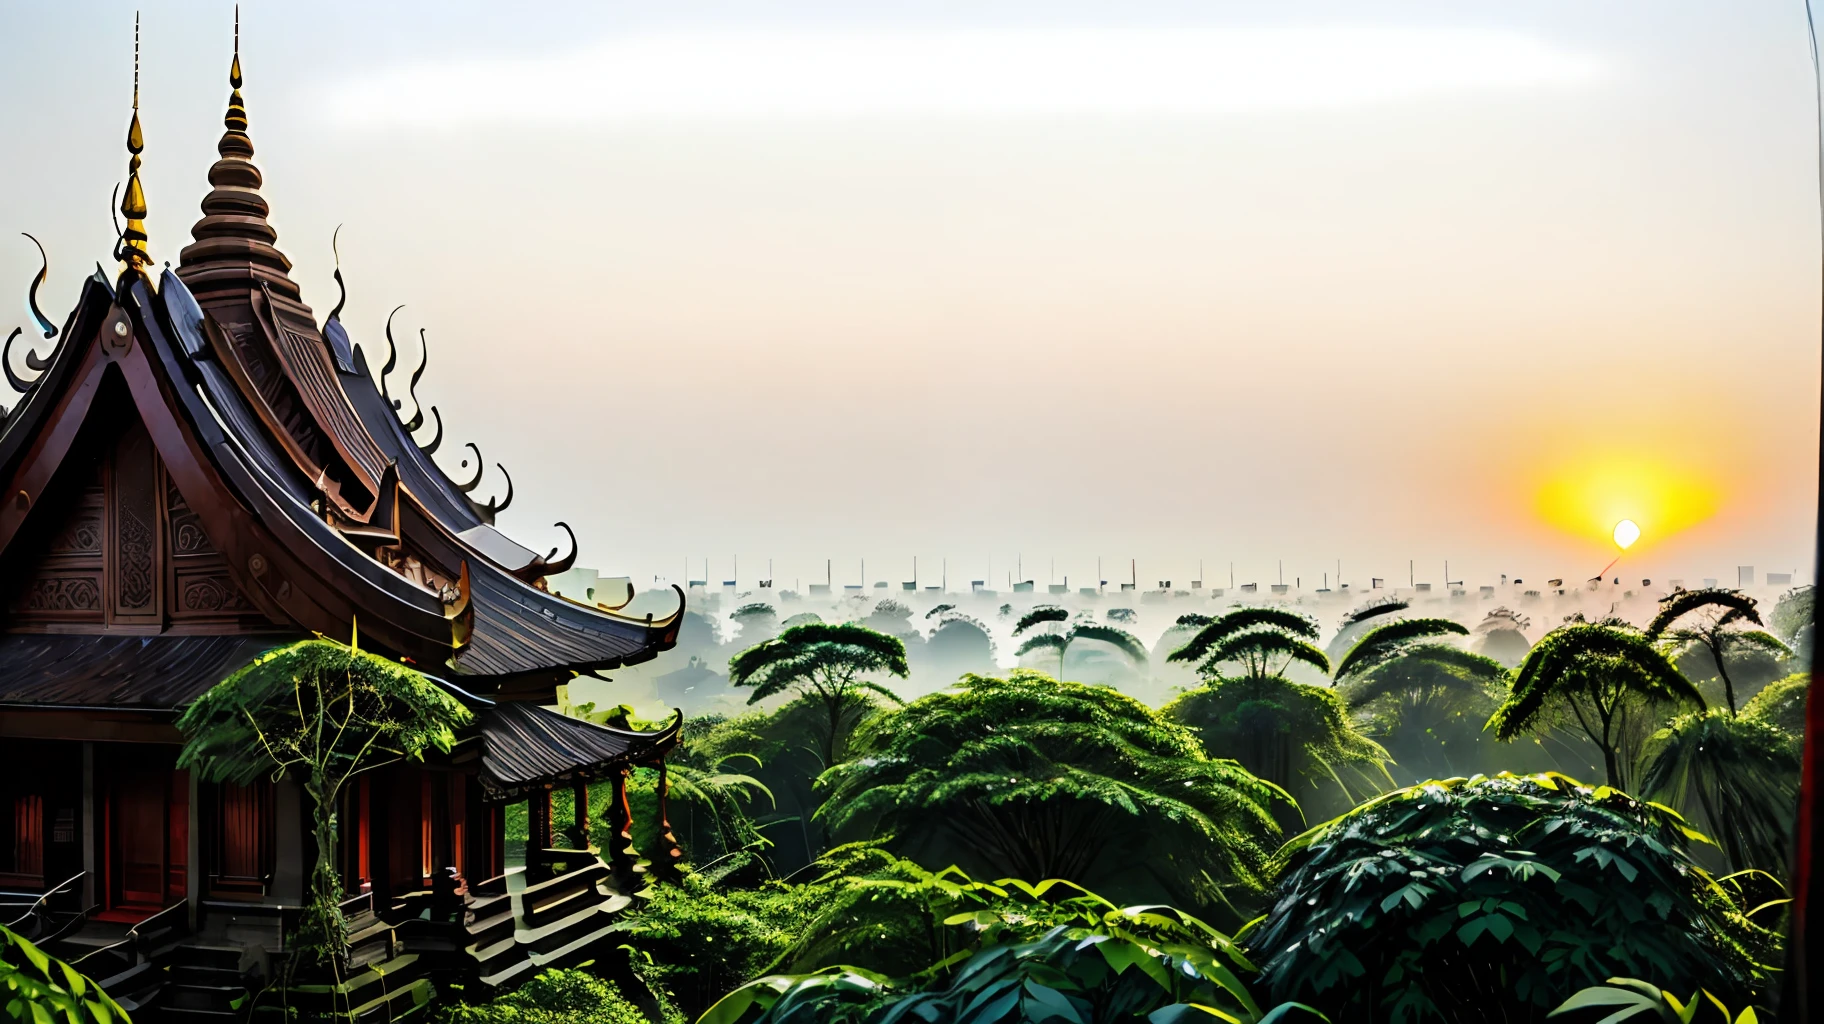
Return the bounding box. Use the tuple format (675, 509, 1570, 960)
(2, 390, 265, 632)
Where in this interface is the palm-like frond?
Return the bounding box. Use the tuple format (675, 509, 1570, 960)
(1341, 599, 1410, 628)
(1726, 629, 1792, 659)
(1067, 624, 1148, 666)
(1015, 633, 1067, 658)
(1013, 606, 1070, 636)
(1332, 618, 1469, 682)
(1168, 607, 1319, 665)
(1338, 643, 1509, 710)
(1638, 710, 1800, 875)
(1646, 588, 1763, 640)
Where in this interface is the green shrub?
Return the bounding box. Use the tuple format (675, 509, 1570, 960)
(1250, 772, 1775, 1024)
(439, 969, 649, 1024)
(1, 923, 131, 1024)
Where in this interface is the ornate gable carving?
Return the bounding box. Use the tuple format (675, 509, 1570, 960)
(2, 401, 263, 632)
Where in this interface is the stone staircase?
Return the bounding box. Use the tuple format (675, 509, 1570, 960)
(462, 850, 635, 993)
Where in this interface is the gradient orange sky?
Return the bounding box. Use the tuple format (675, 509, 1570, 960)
(1, 1, 1817, 592)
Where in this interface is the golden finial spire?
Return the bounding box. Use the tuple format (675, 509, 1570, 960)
(226, 5, 245, 132)
(119, 11, 149, 268)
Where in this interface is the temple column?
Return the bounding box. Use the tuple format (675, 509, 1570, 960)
(186, 770, 200, 930)
(526, 789, 552, 881)
(652, 761, 683, 879)
(606, 769, 638, 888)
(80, 743, 94, 910)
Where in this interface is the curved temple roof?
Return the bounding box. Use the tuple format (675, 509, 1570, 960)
(0, 37, 681, 701)
(476, 701, 681, 803)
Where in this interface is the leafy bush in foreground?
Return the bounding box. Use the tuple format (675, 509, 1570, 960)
(1, 923, 131, 1024)
(1250, 773, 1775, 1024)
(438, 968, 653, 1024)
(702, 879, 1324, 1024)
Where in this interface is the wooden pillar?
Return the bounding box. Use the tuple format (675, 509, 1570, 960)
(606, 769, 638, 887)
(524, 790, 551, 883)
(652, 761, 683, 879)
(571, 782, 590, 851)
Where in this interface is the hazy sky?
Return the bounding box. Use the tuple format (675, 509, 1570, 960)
(1, 1, 1819, 593)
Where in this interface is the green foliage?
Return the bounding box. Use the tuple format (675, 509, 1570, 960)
(1551, 977, 1764, 1023)
(1646, 589, 1785, 716)
(729, 623, 910, 767)
(618, 844, 947, 1018)
(1637, 711, 1800, 876)
(735, 603, 780, 620)
(439, 968, 653, 1024)
(703, 878, 1325, 1024)
(1768, 586, 1813, 667)
(1251, 773, 1775, 1024)
(1332, 618, 1470, 684)
(1324, 599, 1412, 663)
(1014, 623, 1148, 680)
(176, 637, 471, 962)
(1012, 607, 1070, 636)
(1337, 643, 1512, 783)
(1163, 678, 1390, 812)
(1489, 622, 1704, 789)
(1, 923, 130, 1024)
(818, 671, 1283, 908)
(1740, 672, 1809, 741)
(1169, 609, 1327, 682)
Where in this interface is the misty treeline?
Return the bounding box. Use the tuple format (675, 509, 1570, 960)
(458, 583, 1813, 1024)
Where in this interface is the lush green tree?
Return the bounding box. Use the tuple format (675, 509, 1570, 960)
(1, 923, 131, 1024)
(1769, 584, 1814, 668)
(1552, 978, 1767, 1024)
(1646, 588, 1789, 716)
(729, 623, 909, 768)
(1741, 672, 1810, 743)
(818, 670, 1284, 909)
(1168, 608, 1329, 682)
(731, 603, 781, 645)
(1637, 710, 1801, 876)
(1251, 773, 1776, 1024)
(1488, 621, 1705, 790)
(1163, 678, 1390, 816)
(1332, 620, 1513, 782)
(176, 638, 469, 962)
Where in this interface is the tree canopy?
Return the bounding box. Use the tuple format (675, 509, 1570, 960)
(1168, 608, 1329, 682)
(729, 622, 909, 767)
(1252, 773, 1775, 1023)
(1488, 621, 1705, 790)
(817, 670, 1285, 909)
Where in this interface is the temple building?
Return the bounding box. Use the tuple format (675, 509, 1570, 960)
(0, 18, 683, 1015)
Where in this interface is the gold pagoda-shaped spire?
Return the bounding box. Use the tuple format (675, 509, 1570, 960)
(118, 12, 150, 268)
(177, 4, 305, 304)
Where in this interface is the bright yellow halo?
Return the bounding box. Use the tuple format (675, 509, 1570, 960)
(1534, 452, 1718, 550)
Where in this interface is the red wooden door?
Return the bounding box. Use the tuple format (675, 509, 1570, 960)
(208, 781, 272, 898)
(112, 770, 167, 906)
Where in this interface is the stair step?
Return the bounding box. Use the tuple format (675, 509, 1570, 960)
(170, 964, 241, 985)
(168, 945, 243, 971)
(526, 920, 627, 971)
(521, 884, 607, 929)
(165, 982, 246, 1011)
(346, 976, 436, 1024)
(161, 1008, 241, 1022)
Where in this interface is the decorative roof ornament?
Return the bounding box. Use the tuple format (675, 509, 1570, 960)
(117, 12, 150, 269)
(177, 3, 300, 299)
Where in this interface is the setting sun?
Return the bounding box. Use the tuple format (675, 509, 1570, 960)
(1613, 519, 1640, 549)
(1534, 452, 1720, 551)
